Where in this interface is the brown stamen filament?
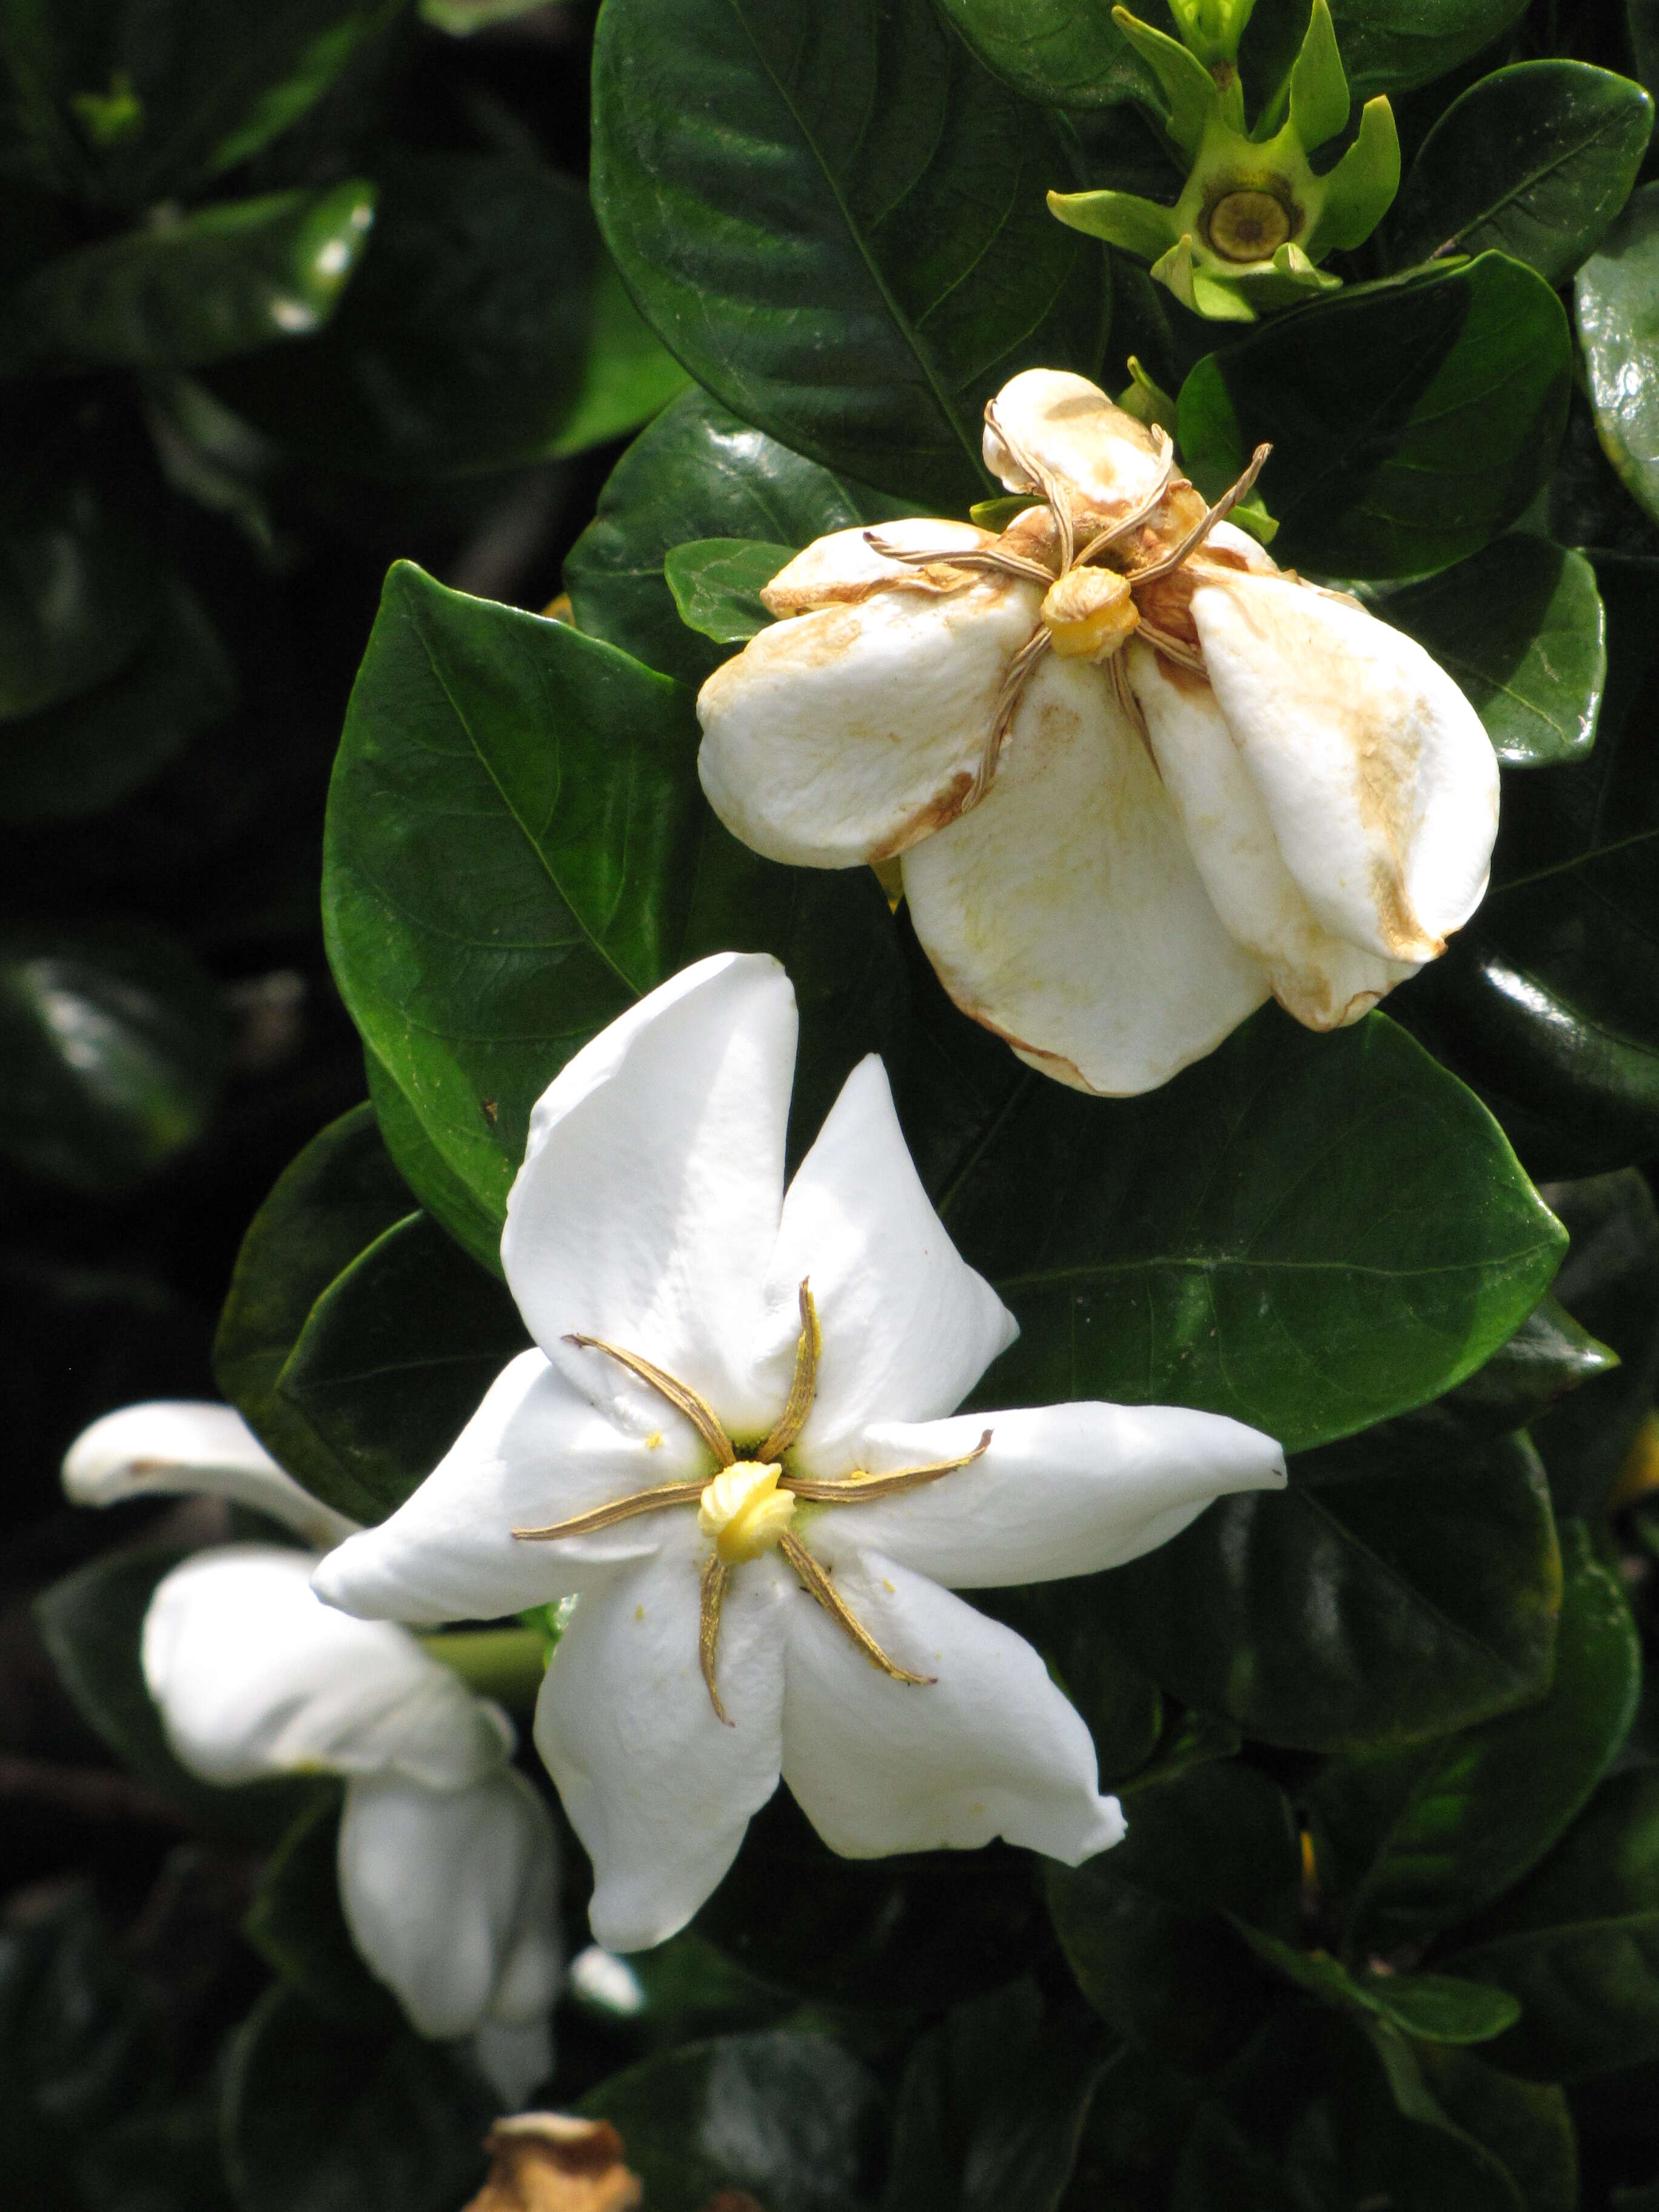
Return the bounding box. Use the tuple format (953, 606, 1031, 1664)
(563, 1333, 735, 1467)
(783, 1430, 992, 1503)
(511, 1478, 707, 1543)
(700, 1555, 732, 1725)
(756, 1281, 819, 1461)
(778, 1532, 934, 1685)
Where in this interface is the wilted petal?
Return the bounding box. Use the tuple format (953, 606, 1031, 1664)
(779, 1547, 1122, 1862)
(62, 1399, 357, 1548)
(502, 953, 796, 1439)
(338, 1767, 561, 2049)
(984, 369, 1170, 525)
(313, 1351, 703, 1627)
(751, 1056, 1016, 1473)
(900, 652, 1270, 1094)
(1192, 573, 1500, 962)
(143, 1546, 510, 1790)
(1130, 643, 1420, 1027)
(534, 1527, 789, 1951)
(697, 556, 1043, 868)
(759, 517, 989, 614)
(814, 1402, 1285, 1588)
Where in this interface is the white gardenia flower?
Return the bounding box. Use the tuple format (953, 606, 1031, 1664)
(141, 1544, 561, 2105)
(696, 369, 1500, 1097)
(312, 952, 1286, 1954)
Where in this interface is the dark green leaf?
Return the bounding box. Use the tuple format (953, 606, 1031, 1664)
(1446, 1769, 1659, 2079)
(664, 537, 791, 645)
(215, 1103, 417, 1527)
(1234, 1927, 1521, 2043)
(222, 1985, 493, 2212)
(1578, 183, 1659, 528)
(0, 922, 226, 1195)
(0, 575, 234, 823)
(939, 1006, 1565, 1455)
(929, 0, 1153, 110)
(0, 0, 402, 207)
(1309, 1519, 1639, 1946)
(216, 153, 683, 479)
(565, 387, 908, 687)
(1096, 1434, 1560, 1751)
(1171, 2107, 1299, 2211)
(590, 0, 1108, 511)
(1375, 535, 1605, 768)
(1390, 557, 1659, 1176)
(579, 2030, 882, 2212)
(1326, 0, 1528, 100)
(326, 561, 904, 1239)
(246, 1792, 401, 2030)
(1391, 62, 1652, 284)
(0, 481, 156, 722)
(1530, 1171, 1659, 1515)
(34, 1546, 320, 1846)
(1046, 1763, 1297, 2068)
(1178, 255, 1572, 578)
(1413, 2046, 1578, 2212)
(275, 1211, 529, 1521)
(364, 1044, 503, 1276)
(982, 1582, 1163, 1785)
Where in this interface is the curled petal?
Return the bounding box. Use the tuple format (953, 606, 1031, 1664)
(1192, 574, 1500, 962)
(143, 1546, 511, 1791)
(697, 566, 1043, 867)
(503, 952, 796, 1439)
(812, 1402, 1286, 1588)
(1130, 643, 1419, 1027)
(312, 1351, 705, 1627)
(779, 1546, 1123, 1863)
(61, 1399, 357, 1548)
(534, 1528, 789, 1952)
(759, 518, 991, 614)
(338, 1767, 561, 2054)
(900, 652, 1270, 1095)
(984, 369, 1170, 526)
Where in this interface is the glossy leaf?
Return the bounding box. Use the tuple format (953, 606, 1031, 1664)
(275, 1211, 529, 1522)
(216, 153, 684, 479)
(325, 561, 905, 1241)
(1309, 1519, 1638, 1945)
(0, 481, 156, 723)
(1530, 1171, 1659, 1515)
(664, 537, 791, 646)
(1446, 1769, 1659, 2080)
(1235, 1928, 1521, 2043)
(565, 387, 909, 687)
(1, 183, 375, 373)
(1578, 183, 1659, 528)
(590, 0, 1108, 511)
(0, 922, 226, 1195)
(938, 1006, 1566, 1455)
(1178, 255, 1572, 578)
(1391, 557, 1659, 1176)
(34, 1546, 320, 1847)
(1392, 62, 1652, 284)
(1375, 535, 1605, 768)
(222, 1986, 492, 2212)
(364, 1045, 503, 1276)
(246, 1793, 399, 2031)
(215, 1104, 416, 1527)
(1094, 1435, 1560, 1751)
(579, 2029, 882, 2212)
(929, 0, 1154, 109)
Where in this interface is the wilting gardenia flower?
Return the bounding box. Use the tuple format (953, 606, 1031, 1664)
(313, 953, 1285, 1952)
(696, 369, 1500, 1096)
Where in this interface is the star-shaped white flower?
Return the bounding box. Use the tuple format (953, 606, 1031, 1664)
(695, 369, 1500, 1096)
(313, 953, 1285, 1954)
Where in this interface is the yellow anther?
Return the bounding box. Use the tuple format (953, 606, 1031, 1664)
(1040, 566, 1138, 662)
(699, 1461, 796, 1564)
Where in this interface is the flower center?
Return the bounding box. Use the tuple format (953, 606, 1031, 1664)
(1207, 187, 1292, 263)
(698, 1460, 795, 1564)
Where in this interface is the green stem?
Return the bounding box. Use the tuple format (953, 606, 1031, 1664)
(420, 1627, 548, 1713)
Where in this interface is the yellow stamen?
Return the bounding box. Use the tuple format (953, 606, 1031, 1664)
(699, 1461, 796, 1565)
(1041, 568, 1138, 662)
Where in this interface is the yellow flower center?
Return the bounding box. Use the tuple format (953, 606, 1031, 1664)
(1207, 187, 1292, 263)
(698, 1460, 796, 1564)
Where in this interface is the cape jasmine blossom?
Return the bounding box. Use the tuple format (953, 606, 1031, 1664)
(62, 1408, 562, 2106)
(695, 370, 1500, 1096)
(313, 953, 1286, 1952)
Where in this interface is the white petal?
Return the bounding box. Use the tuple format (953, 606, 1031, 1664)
(984, 369, 1169, 525)
(779, 1546, 1123, 1863)
(811, 1403, 1286, 1587)
(338, 1767, 561, 2046)
(312, 1350, 703, 1626)
(1130, 643, 1419, 1028)
(61, 1400, 357, 1547)
(502, 951, 796, 1439)
(759, 517, 991, 614)
(1192, 573, 1500, 961)
(142, 1546, 509, 1789)
(900, 651, 1270, 1094)
(471, 2020, 554, 2108)
(697, 562, 1043, 867)
(534, 1528, 788, 1952)
(752, 1056, 1016, 1473)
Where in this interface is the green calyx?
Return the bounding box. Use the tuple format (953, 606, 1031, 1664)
(1049, 0, 1399, 321)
